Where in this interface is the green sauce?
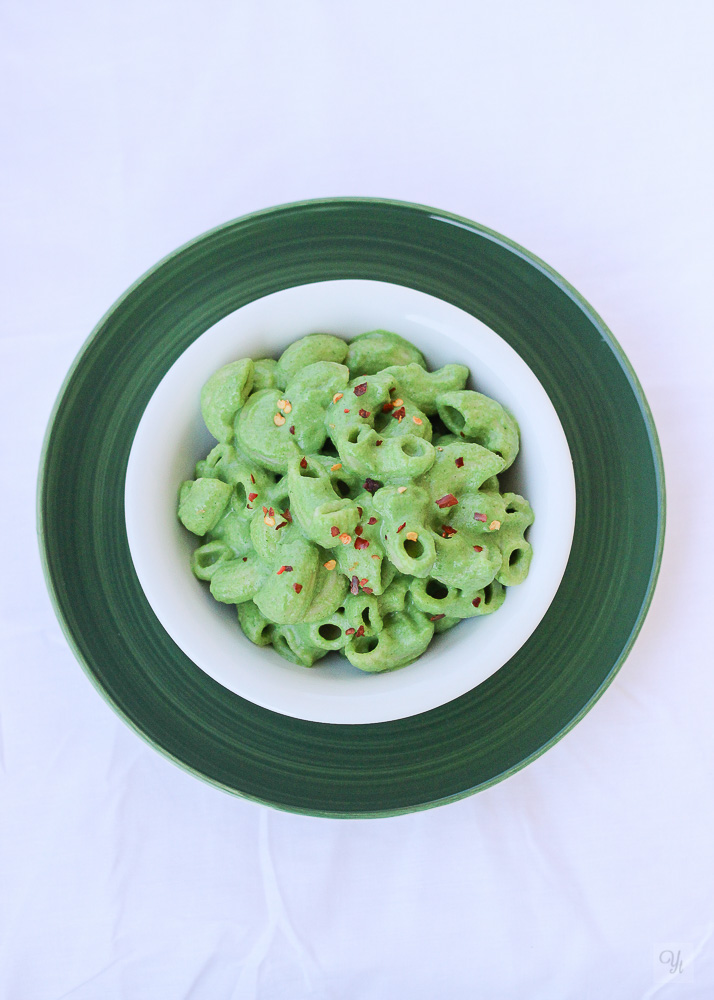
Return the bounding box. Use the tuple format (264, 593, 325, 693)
(178, 330, 534, 672)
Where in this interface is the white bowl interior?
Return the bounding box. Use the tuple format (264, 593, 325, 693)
(125, 280, 575, 724)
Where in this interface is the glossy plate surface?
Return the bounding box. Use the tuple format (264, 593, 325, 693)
(38, 199, 665, 817)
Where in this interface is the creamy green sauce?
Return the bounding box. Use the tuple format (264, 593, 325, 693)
(178, 330, 534, 672)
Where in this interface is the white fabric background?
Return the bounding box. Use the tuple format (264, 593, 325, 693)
(2, 2, 713, 997)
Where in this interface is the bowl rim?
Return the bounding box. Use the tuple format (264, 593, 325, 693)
(37, 197, 666, 817)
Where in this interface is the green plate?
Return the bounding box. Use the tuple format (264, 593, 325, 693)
(38, 199, 665, 817)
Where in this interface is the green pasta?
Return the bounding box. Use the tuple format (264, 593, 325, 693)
(178, 331, 534, 672)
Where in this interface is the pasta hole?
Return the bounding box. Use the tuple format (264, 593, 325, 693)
(337, 607, 345, 614)
(373, 410, 391, 432)
(426, 579, 448, 600)
(334, 479, 352, 498)
(196, 547, 225, 568)
(506, 503, 519, 513)
(318, 623, 342, 641)
(509, 548, 523, 567)
(442, 405, 465, 431)
(362, 607, 371, 626)
(400, 437, 424, 457)
(483, 583, 493, 604)
(234, 482, 247, 506)
(298, 464, 319, 478)
(403, 537, 424, 559)
(353, 635, 379, 654)
(346, 427, 361, 444)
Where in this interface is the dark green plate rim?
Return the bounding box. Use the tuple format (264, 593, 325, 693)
(37, 198, 665, 818)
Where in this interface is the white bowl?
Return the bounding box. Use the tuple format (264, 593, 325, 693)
(125, 279, 575, 724)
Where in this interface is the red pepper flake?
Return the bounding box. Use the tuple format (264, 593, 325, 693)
(392, 406, 406, 422)
(357, 506, 363, 518)
(358, 408, 370, 418)
(430, 614, 445, 621)
(276, 565, 293, 575)
(350, 575, 359, 595)
(343, 408, 350, 413)
(473, 545, 483, 553)
(363, 477, 383, 495)
(362, 586, 373, 595)
(289, 425, 295, 435)
(345, 627, 356, 635)
(293, 583, 303, 594)
(455, 457, 464, 468)
(396, 521, 407, 533)
(359, 578, 368, 586)
(368, 516, 377, 525)
(330, 526, 340, 537)
(355, 537, 370, 550)
(441, 525, 457, 538)
(382, 401, 395, 412)
(299, 457, 307, 469)
(268, 507, 274, 517)
(375, 439, 383, 446)
(275, 521, 288, 530)
(242, 557, 247, 562)
(355, 525, 363, 535)
(248, 492, 258, 502)
(282, 509, 292, 522)
(435, 494, 459, 509)
(354, 624, 365, 638)
(262, 506, 268, 514)
(250, 473, 255, 483)
(474, 512, 487, 522)
(353, 382, 368, 396)
(472, 597, 482, 607)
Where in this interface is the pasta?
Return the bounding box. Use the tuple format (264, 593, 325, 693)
(178, 330, 534, 672)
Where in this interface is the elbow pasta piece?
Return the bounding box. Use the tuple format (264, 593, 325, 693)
(382, 363, 469, 414)
(276, 334, 348, 390)
(178, 331, 534, 672)
(436, 390, 520, 470)
(200, 358, 254, 443)
(345, 330, 427, 376)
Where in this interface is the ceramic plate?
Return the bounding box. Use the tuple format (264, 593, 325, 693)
(38, 199, 665, 817)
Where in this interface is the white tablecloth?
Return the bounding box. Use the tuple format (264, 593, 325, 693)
(2, 2, 713, 996)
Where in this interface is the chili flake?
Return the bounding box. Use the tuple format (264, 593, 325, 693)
(343, 408, 350, 413)
(331, 526, 340, 537)
(324, 559, 337, 570)
(242, 557, 247, 562)
(275, 520, 288, 530)
(354, 624, 365, 637)
(362, 586, 373, 595)
(396, 522, 407, 533)
(472, 597, 482, 608)
(333, 392, 343, 403)
(248, 492, 258, 502)
(289, 425, 295, 434)
(375, 439, 383, 446)
(339, 533, 352, 545)
(363, 477, 383, 495)
(350, 575, 359, 595)
(283, 401, 292, 414)
(330, 463, 342, 471)
(263, 514, 275, 527)
(276, 565, 293, 574)
(441, 525, 457, 538)
(435, 494, 459, 509)
(405, 531, 418, 542)
(276, 398, 288, 411)
(355, 537, 370, 550)
(474, 512, 487, 522)
(273, 413, 285, 426)
(353, 382, 368, 396)
(393, 399, 403, 406)
(358, 408, 370, 418)
(250, 474, 255, 483)
(489, 520, 501, 531)
(368, 516, 377, 525)
(392, 406, 406, 422)
(293, 583, 303, 594)
(359, 578, 368, 586)
(355, 525, 363, 535)
(473, 545, 483, 552)
(412, 416, 423, 425)
(299, 457, 307, 469)
(345, 627, 356, 635)
(357, 507, 363, 518)
(397, 486, 407, 493)
(455, 457, 464, 468)
(430, 614, 445, 621)
(382, 401, 395, 412)
(282, 509, 292, 522)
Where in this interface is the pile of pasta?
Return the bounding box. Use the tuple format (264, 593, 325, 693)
(178, 331, 534, 672)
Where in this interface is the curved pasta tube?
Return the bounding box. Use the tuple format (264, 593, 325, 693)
(178, 477, 232, 535)
(344, 595, 434, 672)
(345, 330, 426, 376)
(372, 485, 437, 578)
(382, 363, 469, 414)
(436, 390, 520, 470)
(253, 537, 318, 625)
(494, 493, 534, 586)
(209, 550, 267, 604)
(190, 540, 232, 580)
(271, 625, 329, 667)
(200, 358, 254, 443)
(237, 601, 275, 646)
(252, 357, 278, 391)
(276, 334, 348, 389)
(283, 361, 351, 454)
(287, 455, 360, 548)
(235, 389, 301, 473)
(409, 577, 506, 618)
